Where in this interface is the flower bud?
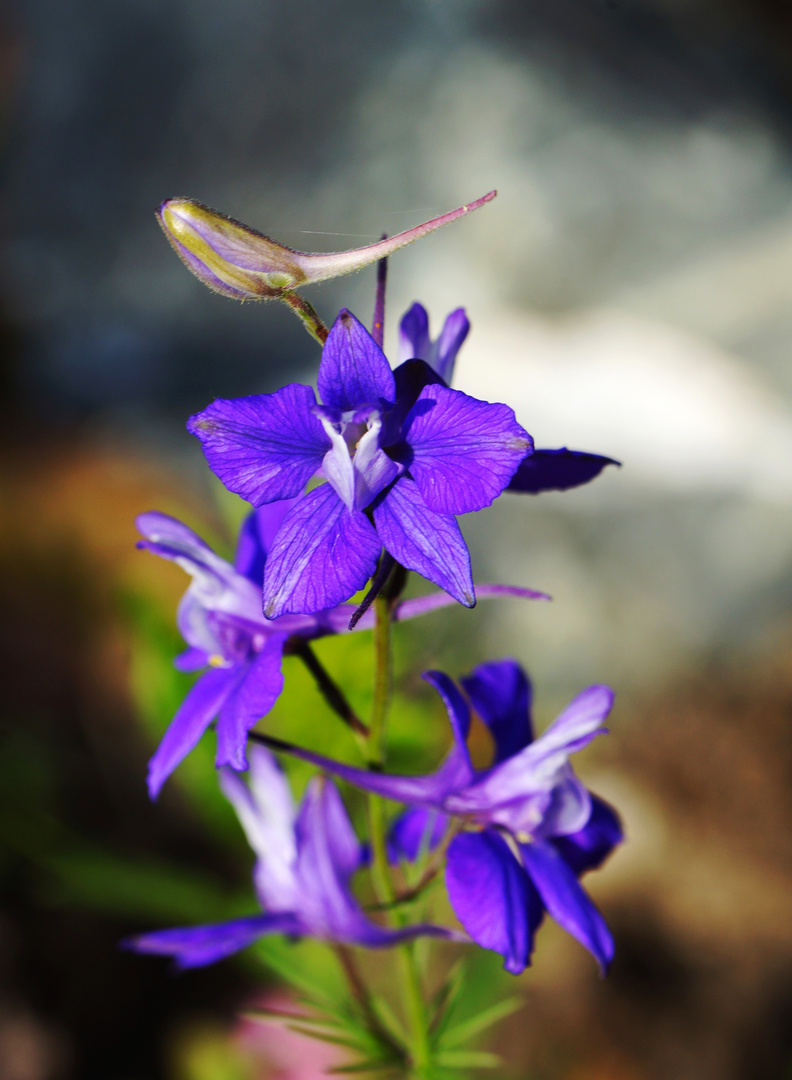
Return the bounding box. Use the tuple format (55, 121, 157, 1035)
(158, 190, 497, 301)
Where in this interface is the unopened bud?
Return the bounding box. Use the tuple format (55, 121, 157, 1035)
(158, 191, 497, 301)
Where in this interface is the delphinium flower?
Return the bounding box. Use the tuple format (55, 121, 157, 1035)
(398, 301, 621, 494)
(139, 505, 548, 797)
(124, 747, 460, 968)
(260, 659, 622, 974)
(188, 309, 533, 617)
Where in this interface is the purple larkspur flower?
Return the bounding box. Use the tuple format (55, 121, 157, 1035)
(187, 309, 533, 617)
(138, 506, 547, 797)
(399, 301, 620, 495)
(267, 660, 622, 974)
(124, 747, 461, 968)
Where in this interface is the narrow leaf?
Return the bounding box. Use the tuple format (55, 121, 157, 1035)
(440, 996, 523, 1049)
(435, 1050, 502, 1068)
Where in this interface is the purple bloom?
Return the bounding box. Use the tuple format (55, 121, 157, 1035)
(398, 302, 470, 385)
(397, 303, 620, 495)
(124, 748, 460, 968)
(138, 508, 546, 797)
(188, 309, 532, 617)
(268, 660, 622, 974)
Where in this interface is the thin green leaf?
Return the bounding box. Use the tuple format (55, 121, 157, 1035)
(435, 1050, 502, 1069)
(429, 961, 467, 1039)
(369, 993, 409, 1047)
(285, 1024, 369, 1051)
(439, 996, 523, 1049)
(242, 1007, 346, 1032)
(326, 1061, 400, 1076)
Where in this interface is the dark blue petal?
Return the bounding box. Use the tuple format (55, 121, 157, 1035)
(187, 385, 330, 506)
(508, 449, 620, 494)
(446, 831, 543, 974)
(147, 666, 239, 800)
(122, 913, 299, 969)
(372, 478, 474, 607)
(384, 359, 446, 443)
(520, 839, 614, 973)
(551, 795, 624, 876)
(262, 485, 381, 617)
(215, 634, 288, 771)
(234, 501, 300, 585)
(387, 808, 449, 863)
(461, 659, 534, 763)
(400, 386, 532, 514)
(318, 309, 396, 412)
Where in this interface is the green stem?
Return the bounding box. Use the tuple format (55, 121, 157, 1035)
(280, 291, 329, 345)
(368, 594, 392, 767)
(401, 945, 432, 1078)
(365, 594, 431, 1075)
(366, 594, 393, 905)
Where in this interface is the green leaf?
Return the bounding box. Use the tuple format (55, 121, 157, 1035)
(368, 993, 409, 1047)
(439, 996, 523, 1049)
(435, 1050, 502, 1069)
(429, 960, 467, 1040)
(285, 1025, 369, 1052)
(325, 1061, 400, 1076)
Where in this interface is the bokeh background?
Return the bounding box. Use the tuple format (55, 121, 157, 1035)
(2, 0, 792, 1077)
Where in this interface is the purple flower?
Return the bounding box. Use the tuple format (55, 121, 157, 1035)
(138, 507, 546, 798)
(268, 660, 621, 974)
(187, 309, 532, 617)
(398, 303, 620, 494)
(124, 748, 460, 968)
(398, 302, 470, 385)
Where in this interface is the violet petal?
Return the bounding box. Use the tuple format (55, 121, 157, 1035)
(147, 665, 238, 800)
(215, 633, 288, 771)
(461, 660, 534, 763)
(187, 385, 330, 505)
(397, 302, 430, 364)
(262, 485, 381, 617)
(234, 500, 300, 585)
(445, 830, 542, 974)
(385, 583, 551, 627)
(551, 795, 624, 876)
(422, 670, 473, 791)
(400, 385, 532, 514)
(122, 913, 299, 969)
(520, 839, 614, 973)
(372, 479, 474, 607)
(220, 747, 299, 912)
(433, 308, 470, 384)
(387, 807, 449, 863)
(317, 309, 396, 412)
(174, 647, 209, 673)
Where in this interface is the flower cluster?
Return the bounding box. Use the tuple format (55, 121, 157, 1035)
(126, 193, 624, 1072)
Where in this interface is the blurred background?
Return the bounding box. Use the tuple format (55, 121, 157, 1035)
(2, 0, 792, 1077)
